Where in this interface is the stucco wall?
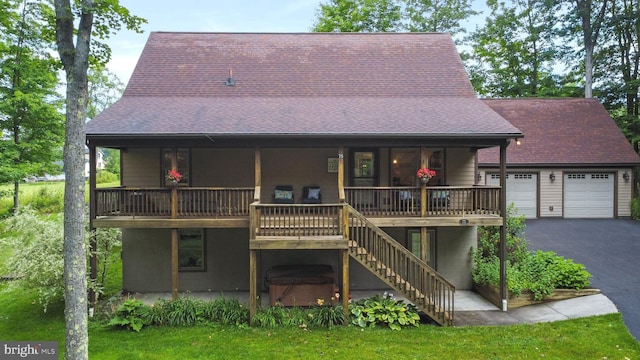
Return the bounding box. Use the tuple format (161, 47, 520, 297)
(436, 226, 476, 289)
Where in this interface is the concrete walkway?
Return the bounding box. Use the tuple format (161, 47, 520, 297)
(454, 290, 618, 326)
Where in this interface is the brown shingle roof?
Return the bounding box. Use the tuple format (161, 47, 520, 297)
(86, 32, 521, 138)
(478, 98, 640, 166)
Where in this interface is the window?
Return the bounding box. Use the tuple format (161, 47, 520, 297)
(162, 148, 190, 186)
(179, 229, 205, 271)
(351, 149, 378, 186)
(408, 229, 435, 268)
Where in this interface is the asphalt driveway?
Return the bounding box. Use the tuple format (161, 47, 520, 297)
(525, 219, 640, 340)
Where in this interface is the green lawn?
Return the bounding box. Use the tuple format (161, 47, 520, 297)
(0, 281, 638, 359)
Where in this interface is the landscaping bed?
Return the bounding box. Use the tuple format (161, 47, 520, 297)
(473, 282, 601, 310)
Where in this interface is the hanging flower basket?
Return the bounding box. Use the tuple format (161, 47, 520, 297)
(416, 168, 436, 184)
(166, 169, 183, 185)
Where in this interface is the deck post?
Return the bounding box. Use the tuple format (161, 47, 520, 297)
(341, 248, 349, 323)
(171, 228, 179, 299)
(170, 149, 179, 299)
(499, 141, 508, 311)
(249, 249, 258, 325)
(88, 144, 98, 312)
(338, 146, 345, 202)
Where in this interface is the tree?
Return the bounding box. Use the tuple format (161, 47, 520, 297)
(87, 63, 124, 120)
(403, 0, 478, 35)
(0, 0, 64, 211)
(570, 0, 609, 98)
(313, 0, 403, 32)
(596, 0, 640, 147)
(466, 0, 572, 97)
(52, 1, 143, 358)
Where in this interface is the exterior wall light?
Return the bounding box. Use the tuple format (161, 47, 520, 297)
(623, 171, 630, 181)
(549, 172, 556, 181)
(515, 138, 522, 145)
(477, 172, 482, 182)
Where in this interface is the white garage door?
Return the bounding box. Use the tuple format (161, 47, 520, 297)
(487, 173, 537, 218)
(564, 173, 614, 218)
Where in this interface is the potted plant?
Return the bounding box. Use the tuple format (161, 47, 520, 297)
(166, 169, 183, 185)
(416, 168, 436, 184)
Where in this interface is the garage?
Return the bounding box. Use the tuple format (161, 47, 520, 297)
(487, 173, 537, 218)
(564, 173, 614, 218)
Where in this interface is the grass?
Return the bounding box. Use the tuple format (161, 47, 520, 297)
(1, 278, 638, 359)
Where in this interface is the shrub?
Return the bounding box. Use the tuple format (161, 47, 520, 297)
(1, 207, 121, 311)
(205, 296, 250, 326)
(0, 208, 65, 311)
(349, 293, 420, 330)
(252, 304, 291, 328)
(108, 299, 150, 332)
(96, 170, 119, 184)
(29, 187, 63, 213)
(632, 196, 640, 220)
(307, 298, 345, 328)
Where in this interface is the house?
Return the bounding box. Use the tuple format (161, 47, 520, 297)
(478, 98, 640, 219)
(85, 147, 105, 177)
(86, 32, 523, 325)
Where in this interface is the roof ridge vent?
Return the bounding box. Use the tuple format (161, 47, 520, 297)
(225, 68, 235, 86)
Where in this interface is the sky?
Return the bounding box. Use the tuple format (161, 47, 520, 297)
(107, 1, 321, 84)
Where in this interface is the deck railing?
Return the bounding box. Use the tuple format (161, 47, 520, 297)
(251, 204, 343, 237)
(95, 186, 499, 219)
(94, 187, 255, 217)
(345, 186, 501, 217)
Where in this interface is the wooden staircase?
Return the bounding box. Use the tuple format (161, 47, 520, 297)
(345, 205, 455, 326)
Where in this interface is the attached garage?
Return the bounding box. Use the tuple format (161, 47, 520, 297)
(564, 173, 614, 218)
(487, 173, 537, 218)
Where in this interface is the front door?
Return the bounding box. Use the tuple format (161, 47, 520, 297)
(351, 149, 378, 186)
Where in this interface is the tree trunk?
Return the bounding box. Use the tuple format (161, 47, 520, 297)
(55, 1, 93, 358)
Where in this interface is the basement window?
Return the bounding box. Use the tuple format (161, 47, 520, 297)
(179, 229, 205, 271)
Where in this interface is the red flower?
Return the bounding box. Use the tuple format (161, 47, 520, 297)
(166, 169, 183, 183)
(416, 168, 436, 178)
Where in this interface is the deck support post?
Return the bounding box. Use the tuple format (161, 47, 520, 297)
(88, 144, 98, 311)
(249, 249, 258, 325)
(341, 248, 349, 323)
(170, 149, 179, 300)
(499, 141, 508, 311)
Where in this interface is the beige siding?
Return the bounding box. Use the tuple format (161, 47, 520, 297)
(261, 147, 341, 203)
(446, 148, 475, 186)
(122, 149, 160, 187)
(192, 148, 254, 187)
(539, 169, 562, 217)
(618, 169, 634, 217)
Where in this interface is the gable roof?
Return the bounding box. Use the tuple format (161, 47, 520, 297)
(478, 98, 640, 166)
(86, 32, 521, 141)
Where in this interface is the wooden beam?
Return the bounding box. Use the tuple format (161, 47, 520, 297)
(338, 146, 345, 202)
(499, 141, 508, 311)
(249, 250, 257, 325)
(88, 145, 98, 307)
(341, 249, 349, 323)
(92, 218, 250, 228)
(171, 228, 179, 299)
(250, 237, 349, 250)
(254, 147, 261, 202)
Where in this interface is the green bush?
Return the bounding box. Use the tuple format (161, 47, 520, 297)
(632, 196, 640, 220)
(473, 209, 592, 300)
(108, 299, 150, 332)
(349, 293, 420, 330)
(96, 170, 119, 184)
(29, 187, 63, 213)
